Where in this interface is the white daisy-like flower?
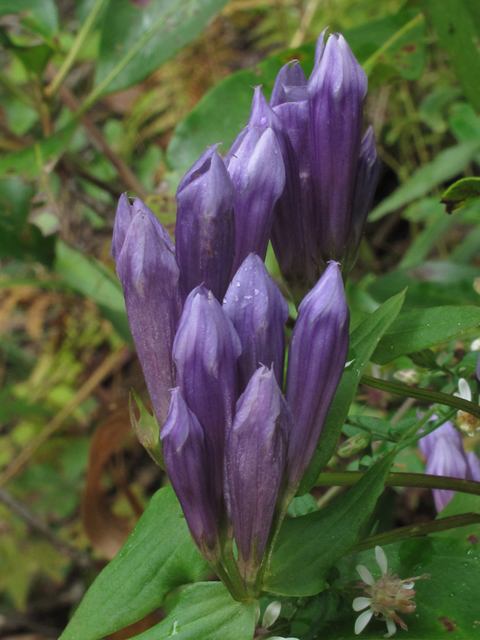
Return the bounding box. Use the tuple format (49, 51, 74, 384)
(254, 601, 298, 640)
(353, 546, 428, 638)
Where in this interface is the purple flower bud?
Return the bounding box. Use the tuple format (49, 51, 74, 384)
(343, 127, 380, 273)
(175, 146, 236, 302)
(270, 60, 307, 108)
(225, 366, 290, 581)
(173, 286, 241, 495)
(116, 205, 181, 426)
(307, 33, 369, 266)
(223, 254, 288, 392)
(161, 389, 219, 560)
(112, 195, 173, 262)
(225, 127, 285, 277)
(285, 262, 349, 486)
(248, 88, 308, 299)
(419, 419, 470, 512)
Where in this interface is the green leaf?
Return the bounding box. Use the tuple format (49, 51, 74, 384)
(167, 10, 425, 172)
(265, 450, 395, 597)
(0, 0, 58, 36)
(0, 122, 78, 179)
(131, 582, 256, 640)
(420, 0, 480, 112)
(95, 0, 230, 95)
(298, 291, 405, 495)
(54, 240, 132, 345)
(441, 177, 480, 213)
(59, 486, 209, 640)
(332, 537, 480, 638)
(368, 261, 480, 309)
(372, 305, 480, 365)
(369, 140, 480, 221)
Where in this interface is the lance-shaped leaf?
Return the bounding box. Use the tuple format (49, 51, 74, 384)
(161, 389, 219, 561)
(225, 126, 285, 277)
(223, 253, 288, 392)
(225, 366, 290, 585)
(116, 206, 181, 427)
(248, 88, 307, 301)
(175, 146, 236, 302)
(285, 262, 349, 487)
(173, 286, 241, 495)
(307, 33, 368, 267)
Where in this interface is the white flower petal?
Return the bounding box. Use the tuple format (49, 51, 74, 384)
(356, 564, 375, 585)
(353, 597, 372, 611)
(459, 378, 472, 402)
(402, 581, 414, 589)
(384, 616, 397, 638)
(263, 601, 281, 629)
(375, 546, 388, 574)
(355, 609, 373, 635)
(268, 637, 299, 640)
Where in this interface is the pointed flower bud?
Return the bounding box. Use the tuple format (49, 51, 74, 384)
(112, 194, 174, 262)
(248, 88, 307, 299)
(285, 262, 349, 486)
(307, 33, 369, 266)
(225, 127, 285, 277)
(175, 146, 236, 302)
(225, 366, 291, 585)
(223, 253, 288, 392)
(161, 389, 219, 560)
(270, 60, 307, 108)
(115, 204, 181, 426)
(173, 286, 241, 494)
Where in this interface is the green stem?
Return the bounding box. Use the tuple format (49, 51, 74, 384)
(46, 0, 109, 97)
(361, 374, 480, 420)
(316, 470, 480, 496)
(352, 512, 480, 553)
(74, 0, 185, 117)
(362, 12, 424, 76)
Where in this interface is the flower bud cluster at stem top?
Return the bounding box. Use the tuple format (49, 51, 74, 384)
(111, 28, 379, 599)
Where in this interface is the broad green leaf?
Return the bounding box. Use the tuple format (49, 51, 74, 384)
(265, 450, 395, 596)
(54, 240, 132, 345)
(372, 306, 480, 366)
(59, 486, 209, 640)
(167, 10, 425, 171)
(436, 492, 480, 541)
(298, 291, 405, 495)
(441, 177, 480, 213)
(420, 0, 480, 112)
(0, 122, 78, 179)
(331, 537, 480, 639)
(0, 0, 58, 36)
(369, 140, 480, 221)
(368, 261, 480, 309)
(95, 0, 230, 95)
(132, 582, 256, 640)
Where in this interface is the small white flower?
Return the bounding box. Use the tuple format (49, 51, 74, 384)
(353, 546, 428, 638)
(254, 601, 299, 640)
(455, 378, 480, 435)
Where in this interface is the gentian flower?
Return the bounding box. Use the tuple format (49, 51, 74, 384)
(285, 261, 350, 487)
(249, 31, 380, 300)
(419, 418, 479, 512)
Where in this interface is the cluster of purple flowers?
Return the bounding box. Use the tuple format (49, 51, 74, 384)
(112, 31, 377, 596)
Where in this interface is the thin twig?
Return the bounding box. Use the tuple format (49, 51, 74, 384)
(0, 486, 95, 569)
(48, 73, 148, 200)
(0, 346, 130, 486)
(290, 0, 321, 48)
(45, 0, 109, 97)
